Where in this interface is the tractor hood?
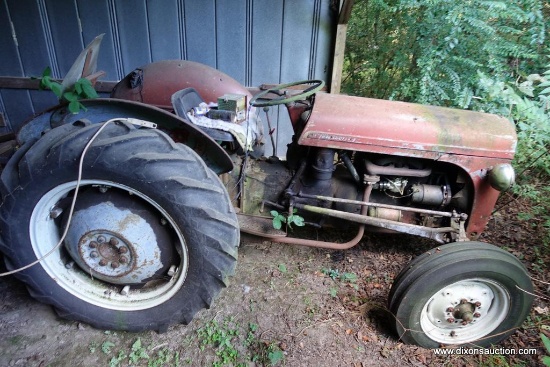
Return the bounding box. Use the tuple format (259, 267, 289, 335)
(299, 93, 516, 160)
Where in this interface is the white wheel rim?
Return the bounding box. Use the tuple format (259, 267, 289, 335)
(420, 278, 510, 344)
(29, 180, 189, 311)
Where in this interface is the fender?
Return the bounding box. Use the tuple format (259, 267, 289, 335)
(17, 98, 233, 174)
(111, 60, 253, 109)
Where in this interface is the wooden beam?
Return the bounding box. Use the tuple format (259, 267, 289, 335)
(0, 76, 118, 93)
(330, 0, 354, 94)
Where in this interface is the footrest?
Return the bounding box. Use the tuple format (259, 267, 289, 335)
(237, 214, 287, 238)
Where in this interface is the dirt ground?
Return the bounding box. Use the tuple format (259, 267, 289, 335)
(0, 194, 548, 367)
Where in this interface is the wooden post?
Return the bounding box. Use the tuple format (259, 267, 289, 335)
(330, 0, 354, 94)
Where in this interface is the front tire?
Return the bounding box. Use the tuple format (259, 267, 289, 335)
(388, 242, 533, 347)
(0, 120, 239, 331)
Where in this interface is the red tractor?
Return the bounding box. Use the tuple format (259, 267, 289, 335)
(0, 55, 532, 348)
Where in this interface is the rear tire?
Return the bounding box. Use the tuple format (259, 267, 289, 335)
(0, 120, 239, 331)
(388, 242, 533, 347)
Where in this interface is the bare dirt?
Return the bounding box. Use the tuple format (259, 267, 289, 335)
(0, 193, 548, 367)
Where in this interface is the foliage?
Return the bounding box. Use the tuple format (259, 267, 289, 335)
(270, 209, 305, 230)
(196, 317, 284, 366)
(39, 66, 98, 113)
(343, 0, 548, 106)
(90, 338, 179, 367)
(197, 318, 242, 367)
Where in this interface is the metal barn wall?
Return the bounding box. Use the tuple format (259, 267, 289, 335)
(0, 0, 336, 155)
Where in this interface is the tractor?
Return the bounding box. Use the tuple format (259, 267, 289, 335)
(0, 40, 532, 349)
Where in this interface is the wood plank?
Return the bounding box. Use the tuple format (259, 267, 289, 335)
(0, 76, 117, 93)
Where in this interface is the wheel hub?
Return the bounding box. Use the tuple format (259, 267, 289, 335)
(63, 187, 176, 285)
(420, 279, 510, 344)
(77, 230, 136, 278)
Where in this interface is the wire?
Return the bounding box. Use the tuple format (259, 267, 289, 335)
(0, 119, 120, 277)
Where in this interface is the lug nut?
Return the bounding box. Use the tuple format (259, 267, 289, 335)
(111, 262, 119, 269)
(109, 237, 119, 246)
(474, 301, 481, 308)
(447, 318, 455, 323)
(462, 320, 470, 326)
(119, 256, 127, 264)
(474, 312, 481, 318)
(89, 241, 98, 248)
(97, 235, 106, 243)
(118, 247, 128, 254)
(446, 307, 455, 313)
(99, 259, 107, 266)
(460, 299, 469, 304)
(90, 251, 99, 258)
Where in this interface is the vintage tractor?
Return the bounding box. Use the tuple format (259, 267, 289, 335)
(0, 51, 533, 348)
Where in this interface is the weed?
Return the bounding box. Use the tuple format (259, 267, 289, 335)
(101, 341, 116, 354)
(38, 66, 98, 113)
(322, 268, 358, 284)
(278, 263, 287, 273)
(271, 209, 305, 230)
(244, 323, 259, 347)
(129, 338, 149, 364)
(108, 350, 127, 367)
(250, 342, 285, 366)
(88, 341, 98, 354)
(196, 317, 243, 367)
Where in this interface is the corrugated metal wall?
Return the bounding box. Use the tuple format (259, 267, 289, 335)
(0, 0, 336, 155)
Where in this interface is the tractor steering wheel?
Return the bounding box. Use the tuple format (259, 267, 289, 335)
(249, 80, 325, 108)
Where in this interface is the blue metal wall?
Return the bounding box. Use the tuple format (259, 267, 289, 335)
(0, 0, 336, 155)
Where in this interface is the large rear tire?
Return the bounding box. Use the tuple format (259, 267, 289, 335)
(0, 120, 239, 331)
(388, 242, 533, 347)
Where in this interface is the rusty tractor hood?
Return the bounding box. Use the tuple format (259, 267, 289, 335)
(299, 93, 517, 160)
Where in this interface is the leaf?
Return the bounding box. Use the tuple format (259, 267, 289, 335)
(101, 341, 115, 354)
(270, 210, 279, 218)
(268, 349, 284, 365)
(78, 78, 99, 98)
(329, 288, 337, 298)
(293, 216, 305, 227)
(74, 80, 83, 95)
(42, 66, 52, 77)
(539, 87, 550, 95)
(278, 264, 287, 273)
(63, 91, 78, 102)
(272, 217, 282, 230)
(131, 338, 142, 351)
(39, 75, 51, 90)
(68, 100, 81, 114)
(49, 83, 63, 98)
(541, 333, 550, 354)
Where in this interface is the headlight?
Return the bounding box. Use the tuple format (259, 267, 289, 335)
(488, 163, 515, 191)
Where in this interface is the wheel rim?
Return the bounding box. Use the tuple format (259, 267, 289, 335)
(420, 278, 510, 344)
(29, 180, 189, 311)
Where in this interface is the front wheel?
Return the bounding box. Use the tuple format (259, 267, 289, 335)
(0, 120, 239, 331)
(388, 242, 533, 347)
